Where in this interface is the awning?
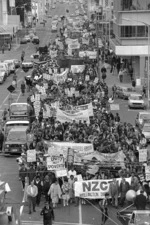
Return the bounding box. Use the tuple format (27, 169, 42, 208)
(110, 39, 148, 56)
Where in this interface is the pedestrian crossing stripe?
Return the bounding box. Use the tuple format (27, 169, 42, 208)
(21, 221, 91, 225)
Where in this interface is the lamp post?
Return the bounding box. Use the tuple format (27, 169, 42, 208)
(121, 17, 150, 108)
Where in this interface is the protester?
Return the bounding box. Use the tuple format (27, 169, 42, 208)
(61, 177, 70, 206)
(48, 178, 62, 208)
(23, 176, 29, 203)
(109, 178, 119, 208)
(99, 193, 109, 225)
(21, 81, 26, 96)
(34, 176, 43, 206)
(40, 201, 55, 225)
(119, 177, 130, 207)
(134, 190, 147, 210)
(26, 180, 38, 214)
(19, 164, 28, 190)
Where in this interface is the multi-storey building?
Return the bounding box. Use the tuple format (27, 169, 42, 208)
(110, 0, 150, 82)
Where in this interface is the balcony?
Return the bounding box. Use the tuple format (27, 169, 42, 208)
(120, 0, 150, 11)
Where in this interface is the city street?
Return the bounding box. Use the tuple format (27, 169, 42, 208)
(0, 1, 148, 225)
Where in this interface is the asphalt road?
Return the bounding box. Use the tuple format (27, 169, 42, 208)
(0, 1, 145, 225)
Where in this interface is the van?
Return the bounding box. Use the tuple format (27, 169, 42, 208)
(4, 60, 15, 73)
(0, 63, 9, 76)
(4, 119, 30, 137)
(9, 103, 33, 120)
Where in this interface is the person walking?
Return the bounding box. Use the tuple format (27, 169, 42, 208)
(34, 176, 43, 206)
(99, 193, 109, 225)
(119, 177, 129, 207)
(134, 190, 147, 210)
(61, 177, 70, 206)
(23, 176, 29, 203)
(48, 178, 62, 208)
(40, 202, 55, 225)
(26, 180, 38, 214)
(21, 81, 26, 96)
(109, 178, 119, 208)
(19, 164, 27, 190)
(0, 130, 4, 151)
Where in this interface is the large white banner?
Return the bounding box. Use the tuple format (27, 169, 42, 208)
(45, 141, 94, 159)
(66, 38, 79, 45)
(71, 65, 85, 73)
(9, 0, 15, 7)
(68, 43, 80, 50)
(47, 155, 65, 170)
(79, 51, 97, 59)
(56, 108, 90, 124)
(75, 178, 131, 199)
(73, 103, 93, 117)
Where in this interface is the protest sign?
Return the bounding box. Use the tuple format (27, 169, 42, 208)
(56, 108, 90, 124)
(71, 65, 85, 73)
(27, 150, 36, 162)
(145, 165, 150, 181)
(56, 169, 68, 178)
(110, 104, 120, 111)
(47, 155, 65, 170)
(83, 151, 126, 168)
(75, 178, 131, 199)
(44, 141, 94, 160)
(138, 149, 147, 162)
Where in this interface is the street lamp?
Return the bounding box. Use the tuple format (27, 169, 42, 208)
(121, 17, 150, 108)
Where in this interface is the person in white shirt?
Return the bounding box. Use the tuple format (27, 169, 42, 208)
(68, 167, 77, 178)
(26, 180, 38, 214)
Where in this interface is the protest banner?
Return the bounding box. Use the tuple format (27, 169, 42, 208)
(74, 178, 131, 199)
(145, 165, 150, 181)
(65, 38, 79, 45)
(138, 149, 147, 162)
(83, 151, 126, 168)
(44, 141, 94, 160)
(68, 43, 80, 50)
(47, 155, 65, 171)
(73, 102, 93, 117)
(54, 69, 69, 84)
(79, 51, 97, 59)
(56, 108, 90, 124)
(56, 169, 68, 178)
(71, 65, 85, 73)
(27, 150, 36, 162)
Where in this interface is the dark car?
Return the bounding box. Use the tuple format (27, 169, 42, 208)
(4, 127, 28, 155)
(20, 38, 27, 44)
(32, 36, 40, 44)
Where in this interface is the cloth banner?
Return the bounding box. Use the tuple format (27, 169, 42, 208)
(44, 141, 94, 159)
(54, 68, 69, 84)
(47, 156, 65, 170)
(71, 65, 85, 73)
(68, 43, 80, 50)
(27, 150, 36, 162)
(72, 103, 93, 117)
(138, 149, 147, 162)
(83, 151, 126, 168)
(56, 108, 90, 124)
(79, 51, 97, 59)
(75, 178, 131, 199)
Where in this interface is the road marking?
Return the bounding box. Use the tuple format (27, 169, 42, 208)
(79, 201, 82, 225)
(16, 91, 21, 103)
(20, 205, 24, 215)
(21, 221, 91, 225)
(0, 93, 10, 108)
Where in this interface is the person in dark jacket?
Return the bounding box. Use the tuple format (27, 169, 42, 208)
(0, 130, 4, 151)
(119, 177, 129, 207)
(34, 176, 43, 206)
(40, 202, 54, 225)
(134, 190, 147, 210)
(43, 175, 51, 202)
(21, 81, 26, 96)
(28, 164, 36, 184)
(19, 164, 27, 189)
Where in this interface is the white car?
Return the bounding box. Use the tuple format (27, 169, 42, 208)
(51, 24, 57, 31)
(128, 210, 150, 225)
(0, 70, 7, 83)
(0, 62, 9, 76)
(135, 111, 150, 127)
(4, 60, 15, 73)
(24, 35, 31, 42)
(22, 62, 33, 69)
(142, 123, 150, 142)
(128, 93, 147, 109)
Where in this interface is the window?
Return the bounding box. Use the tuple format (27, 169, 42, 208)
(120, 26, 147, 38)
(121, 0, 150, 10)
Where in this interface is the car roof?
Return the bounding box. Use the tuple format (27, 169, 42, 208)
(133, 210, 150, 214)
(139, 111, 150, 115)
(10, 103, 29, 106)
(130, 93, 142, 96)
(6, 120, 29, 125)
(9, 127, 28, 132)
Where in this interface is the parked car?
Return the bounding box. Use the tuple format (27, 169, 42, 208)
(24, 35, 31, 42)
(22, 62, 33, 70)
(9, 102, 33, 120)
(0, 70, 7, 84)
(4, 60, 15, 73)
(51, 24, 57, 32)
(0, 63, 9, 77)
(135, 111, 150, 128)
(142, 123, 150, 142)
(4, 127, 28, 155)
(116, 86, 136, 100)
(32, 36, 40, 44)
(12, 59, 20, 68)
(128, 93, 147, 109)
(20, 38, 27, 44)
(30, 52, 39, 59)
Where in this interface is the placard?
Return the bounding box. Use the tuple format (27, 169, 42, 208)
(27, 150, 36, 162)
(47, 156, 65, 170)
(56, 169, 68, 177)
(138, 149, 147, 162)
(110, 104, 120, 111)
(145, 165, 150, 181)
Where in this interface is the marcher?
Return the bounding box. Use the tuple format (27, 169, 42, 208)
(68, 175, 75, 203)
(21, 81, 26, 96)
(19, 164, 27, 190)
(61, 177, 70, 206)
(23, 176, 29, 203)
(34, 176, 43, 206)
(0, 130, 4, 151)
(40, 202, 55, 225)
(119, 177, 129, 207)
(27, 164, 36, 184)
(26, 180, 38, 214)
(134, 190, 147, 210)
(48, 179, 62, 208)
(2, 45, 5, 54)
(99, 193, 109, 225)
(109, 178, 119, 208)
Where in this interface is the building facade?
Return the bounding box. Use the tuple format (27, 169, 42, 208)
(110, 0, 150, 82)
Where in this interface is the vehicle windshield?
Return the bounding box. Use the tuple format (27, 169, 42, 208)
(5, 124, 29, 132)
(10, 104, 28, 113)
(125, 88, 133, 92)
(140, 114, 150, 120)
(143, 125, 150, 132)
(7, 131, 26, 141)
(135, 213, 150, 223)
(130, 95, 143, 100)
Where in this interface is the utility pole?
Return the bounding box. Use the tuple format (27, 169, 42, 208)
(95, 10, 100, 80)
